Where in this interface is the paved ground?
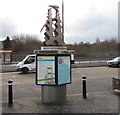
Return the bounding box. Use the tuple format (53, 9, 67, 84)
(0, 67, 119, 114)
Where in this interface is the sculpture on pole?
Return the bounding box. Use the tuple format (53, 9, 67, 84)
(40, 5, 65, 46)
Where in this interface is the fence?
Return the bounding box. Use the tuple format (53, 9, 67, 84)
(75, 51, 118, 62)
(10, 52, 32, 63)
(7, 51, 118, 64)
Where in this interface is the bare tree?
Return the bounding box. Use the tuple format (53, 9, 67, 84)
(12, 34, 43, 53)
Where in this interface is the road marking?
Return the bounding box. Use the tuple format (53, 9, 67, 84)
(11, 76, 17, 78)
(0, 72, 20, 75)
(0, 99, 16, 103)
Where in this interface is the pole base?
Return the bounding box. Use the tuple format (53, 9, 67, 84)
(41, 85, 66, 104)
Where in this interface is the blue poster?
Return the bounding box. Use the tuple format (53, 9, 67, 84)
(58, 56, 71, 85)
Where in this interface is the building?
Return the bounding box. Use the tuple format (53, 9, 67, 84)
(0, 36, 12, 63)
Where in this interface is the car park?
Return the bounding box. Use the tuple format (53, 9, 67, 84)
(107, 57, 120, 67)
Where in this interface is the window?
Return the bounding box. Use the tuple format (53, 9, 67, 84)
(24, 56, 35, 64)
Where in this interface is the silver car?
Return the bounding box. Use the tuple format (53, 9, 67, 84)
(107, 57, 120, 67)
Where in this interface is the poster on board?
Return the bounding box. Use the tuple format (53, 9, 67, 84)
(57, 56, 71, 85)
(36, 54, 71, 85)
(36, 56, 55, 85)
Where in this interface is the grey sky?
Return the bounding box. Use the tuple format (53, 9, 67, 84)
(65, 13, 118, 43)
(0, 0, 119, 44)
(0, 18, 17, 38)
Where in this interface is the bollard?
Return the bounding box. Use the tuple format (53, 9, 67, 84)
(8, 79, 13, 105)
(82, 76, 87, 99)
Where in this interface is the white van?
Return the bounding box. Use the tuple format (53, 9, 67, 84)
(16, 54, 36, 73)
(16, 53, 74, 74)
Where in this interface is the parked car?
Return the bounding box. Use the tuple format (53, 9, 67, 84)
(16, 54, 36, 73)
(107, 57, 120, 67)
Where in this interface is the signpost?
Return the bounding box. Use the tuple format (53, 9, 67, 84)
(36, 54, 71, 103)
(36, 2, 73, 104)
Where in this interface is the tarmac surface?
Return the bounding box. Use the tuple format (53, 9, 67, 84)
(2, 91, 119, 114)
(1, 65, 119, 114)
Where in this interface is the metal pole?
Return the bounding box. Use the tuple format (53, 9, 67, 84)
(82, 76, 87, 99)
(62, 0, 64, 42)
(8, 79, 13, 105)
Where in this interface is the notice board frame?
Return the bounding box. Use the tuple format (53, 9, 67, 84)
(36, 54, 71, 86)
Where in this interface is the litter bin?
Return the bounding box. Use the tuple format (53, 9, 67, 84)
(113, 77, 120, 94)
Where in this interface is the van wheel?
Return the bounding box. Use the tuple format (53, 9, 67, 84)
(22, 67, 29, 74)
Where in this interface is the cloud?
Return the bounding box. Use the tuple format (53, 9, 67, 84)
(0, 17, 18, 38)
(0, 0, 118, 44)
(65, 14, 118, 43)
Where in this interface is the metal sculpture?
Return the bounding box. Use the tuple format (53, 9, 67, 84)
(40, 5, 65, 46)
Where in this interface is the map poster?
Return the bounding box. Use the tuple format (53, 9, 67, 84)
(36, 56, 55, 85)
(57, 56, 71, 85)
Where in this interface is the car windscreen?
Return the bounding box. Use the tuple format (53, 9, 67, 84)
(113, 57, 120, 61)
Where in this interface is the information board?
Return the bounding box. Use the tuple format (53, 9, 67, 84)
(57, 56, 71, 85)
(36, 56, 55, 85)
(36, 54, 71, 85)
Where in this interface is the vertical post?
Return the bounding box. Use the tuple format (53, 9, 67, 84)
(8, 79, 13, 105)
(82, 76, 87, 99)
(10, 53, 12, 63)
(62, 0, 64, 42)
(3, 53, 5, 63)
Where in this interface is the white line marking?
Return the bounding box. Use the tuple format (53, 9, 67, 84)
(0, 72, 20, 75)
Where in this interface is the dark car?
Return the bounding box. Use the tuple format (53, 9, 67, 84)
(107, 57, 120, 67)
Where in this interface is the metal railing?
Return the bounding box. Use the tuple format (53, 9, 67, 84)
(2, 52, 118, 64)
